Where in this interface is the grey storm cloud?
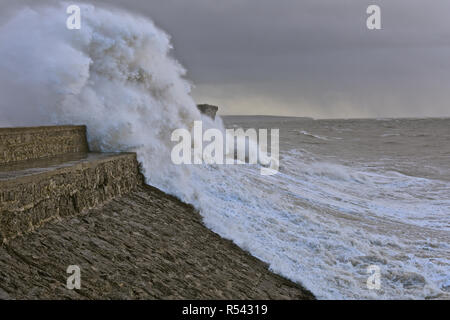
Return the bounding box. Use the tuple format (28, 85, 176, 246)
(1, 0, 450, 118)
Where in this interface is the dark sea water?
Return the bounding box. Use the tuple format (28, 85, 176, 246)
(219, 116, 450, 299)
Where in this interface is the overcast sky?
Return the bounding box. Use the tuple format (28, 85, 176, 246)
(2, 0, 450, 118)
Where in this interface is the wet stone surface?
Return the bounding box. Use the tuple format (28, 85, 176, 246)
(0, 126, 88, 165)
(0, 153, 143, 242)
(0, 185, 314, 300)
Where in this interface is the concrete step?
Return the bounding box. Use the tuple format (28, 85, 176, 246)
(0, 125, 88, 165)
(0, 126, 143, 243)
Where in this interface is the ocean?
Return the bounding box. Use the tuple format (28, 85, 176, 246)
(203, 116, 449, 299)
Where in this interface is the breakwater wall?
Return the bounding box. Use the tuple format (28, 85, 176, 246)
(0, 126, 143, 242)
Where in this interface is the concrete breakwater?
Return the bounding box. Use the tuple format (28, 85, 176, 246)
(0, 126, 143, 242)
(0, 124, 314, 300)
(0, 126, 88, 165)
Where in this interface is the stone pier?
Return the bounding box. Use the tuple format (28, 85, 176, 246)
(0, 126, 143, 242)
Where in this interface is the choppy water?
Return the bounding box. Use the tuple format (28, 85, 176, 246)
(210, 116, 449, 299)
